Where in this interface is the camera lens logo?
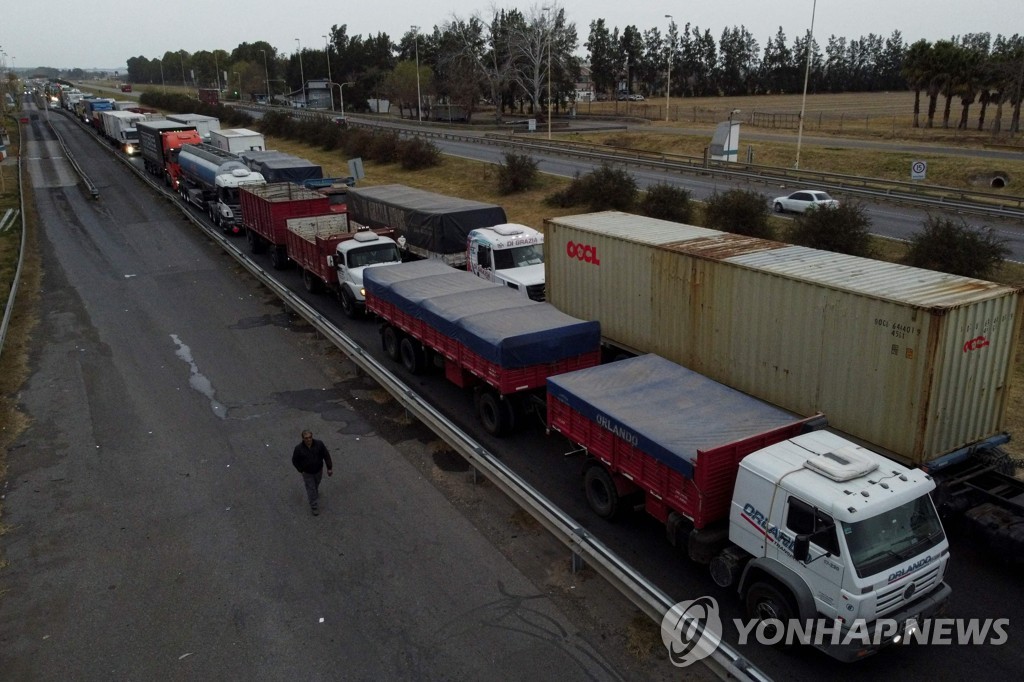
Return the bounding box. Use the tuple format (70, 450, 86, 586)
(661, 596, 723, 667)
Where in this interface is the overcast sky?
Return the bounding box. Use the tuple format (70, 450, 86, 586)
(2, 0, 1012, 71)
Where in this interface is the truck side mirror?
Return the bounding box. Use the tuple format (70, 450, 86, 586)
(794, 534, 810, 562)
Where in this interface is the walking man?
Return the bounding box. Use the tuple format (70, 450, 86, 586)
(292, 430, 333, 515)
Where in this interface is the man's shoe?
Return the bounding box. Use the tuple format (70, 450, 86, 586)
(311, 505, 319, 516)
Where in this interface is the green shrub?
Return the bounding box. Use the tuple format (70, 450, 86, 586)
(342, 128, 375, 159)
(496, 152, 540, 195)
(703, 189, 773, 239)
(788, 203, 873, 257)
(639, 183, 693, 223)
(543, 163, 636, 211)
(369, 131, 401, 163)
(399, 138, 441, 170)
(903, 216, 1009, 279)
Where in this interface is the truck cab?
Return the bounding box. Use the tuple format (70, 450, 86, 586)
(333, 232, 403, 317)
(467, 224, 545, 301)
(730, 430, 951, 660)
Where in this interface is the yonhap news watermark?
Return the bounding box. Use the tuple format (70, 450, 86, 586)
(661, 597, 1009, 667)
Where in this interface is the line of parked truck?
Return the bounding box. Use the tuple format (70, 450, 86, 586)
(67, 92, 1024, 661)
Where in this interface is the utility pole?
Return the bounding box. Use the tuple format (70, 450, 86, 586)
(295, 38, 305, 105)
(411, 26, 422, 123)
(323, 35, 334, 111)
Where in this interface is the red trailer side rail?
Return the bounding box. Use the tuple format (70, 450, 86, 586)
(547, 395, 815, 528)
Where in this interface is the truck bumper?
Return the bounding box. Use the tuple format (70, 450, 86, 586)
(815, 582, 952, 662)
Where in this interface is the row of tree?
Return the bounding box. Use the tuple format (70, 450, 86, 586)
(118, 6, 1023, 131)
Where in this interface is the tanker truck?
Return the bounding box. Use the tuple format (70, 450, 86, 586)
(177, 143, 266, 234)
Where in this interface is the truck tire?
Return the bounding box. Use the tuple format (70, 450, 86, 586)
(246, 229, 266, 255)
(270, 246, 288, 270)
(382, 326, 401, 361)
(302, 269, 320, 294)
(476, 390, 511, 436)
(584, 464, 620, 520)
(399, 337, 425, 374)
(340, 288, 361, 319)
(745, 581, 796, 642)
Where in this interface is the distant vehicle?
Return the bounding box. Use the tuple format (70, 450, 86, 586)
(772, 190, 839, 214)
(629, 94, 645, 101)
(120, 84, 132, 93)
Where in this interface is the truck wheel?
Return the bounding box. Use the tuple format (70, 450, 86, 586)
(584, 464, 620, 520)
(745, 581, 796, 642)
(302, 269, 320, 294)
(476, 390, 511, 436)
(246, 229, 265, 254)
(399, 337, 425, 374)
(270, 247, 288, 270)
(340, 288, 361, 319)
(382, 326, 400, 360)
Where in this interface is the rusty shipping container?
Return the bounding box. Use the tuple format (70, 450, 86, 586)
(544, 211, 1024, 466)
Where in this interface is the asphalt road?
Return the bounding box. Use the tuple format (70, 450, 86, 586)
(0, 106, 675, 680)
(4, 102, 1023, 681)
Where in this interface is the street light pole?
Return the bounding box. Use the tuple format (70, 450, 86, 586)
(339, 81, 354, 115)
(795, 0, 817, 170)
(323, 35, 334, 111)
(542, 6, 553, 140)
(160, 59, 165, 89)
(411, 26, 422, 123)
(295, 38, 305, 106)
(665, 14, 673, 122)
(179, 52, 187, 88)
(261, 49, 270, 104)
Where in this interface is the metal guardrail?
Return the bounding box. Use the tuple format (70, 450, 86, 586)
(0, 125, 27, 364)
(46, 109, 100, 199)
(106, 102, 769, 681)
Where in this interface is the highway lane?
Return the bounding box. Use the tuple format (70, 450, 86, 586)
(435, 135, 1024, 260)
(25, 104, 1024, 680)
(0, 106, 656, 681)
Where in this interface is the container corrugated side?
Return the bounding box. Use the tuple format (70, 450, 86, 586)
(543, 212, 1023, 465)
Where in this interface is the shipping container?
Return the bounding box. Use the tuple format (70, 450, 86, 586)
(543, 211, 1024, 466)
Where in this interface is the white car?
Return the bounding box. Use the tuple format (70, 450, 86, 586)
(772, 190, 839, 214)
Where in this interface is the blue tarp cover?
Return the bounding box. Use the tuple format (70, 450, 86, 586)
(547, 355, 800, 478)
(365, 261, 600, 368)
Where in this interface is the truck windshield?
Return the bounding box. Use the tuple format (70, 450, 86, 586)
(841, 495, 945, 579)
(493, 243, 544, 270)
(348, 243, 401, 268)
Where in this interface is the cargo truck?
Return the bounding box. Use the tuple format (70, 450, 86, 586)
(81, 97, 115, 129)
(136, 120, 203, 189)
(467, 224, 546, 301)
(209, 128, 266, 154)
(364, 260, 600, 435)
(543, 211, 1024, 556)
(284, 213, 401, 316)
(166, 113, 220, 141)
(99, 110, 145, 155)
(546, 354, 952, 662)
(346, 185, 507, 269)
(239, 183, 331, 270)
(177, 143, 266, 234)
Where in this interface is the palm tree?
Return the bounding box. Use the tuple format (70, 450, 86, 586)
(901, 39, 931, 128)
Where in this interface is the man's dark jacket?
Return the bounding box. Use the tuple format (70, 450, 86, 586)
(292, 439, 334, 474)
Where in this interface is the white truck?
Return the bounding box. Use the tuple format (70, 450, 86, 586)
(166, 113, 221, 141)
(177, 143, 265, 234)
(346, 185, 547, 300)
(283, 214, 402, 318)
(467, 224, 546, 301)
(99, 110, 145, 155)
(209, 128, 266, 154)
(547, 354, 952, 662)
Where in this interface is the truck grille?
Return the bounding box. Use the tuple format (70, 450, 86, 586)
(526, 283, 546, 302)
(876, 565, 941, 616)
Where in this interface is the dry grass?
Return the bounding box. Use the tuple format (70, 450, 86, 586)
(625, 611, 661, 660)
